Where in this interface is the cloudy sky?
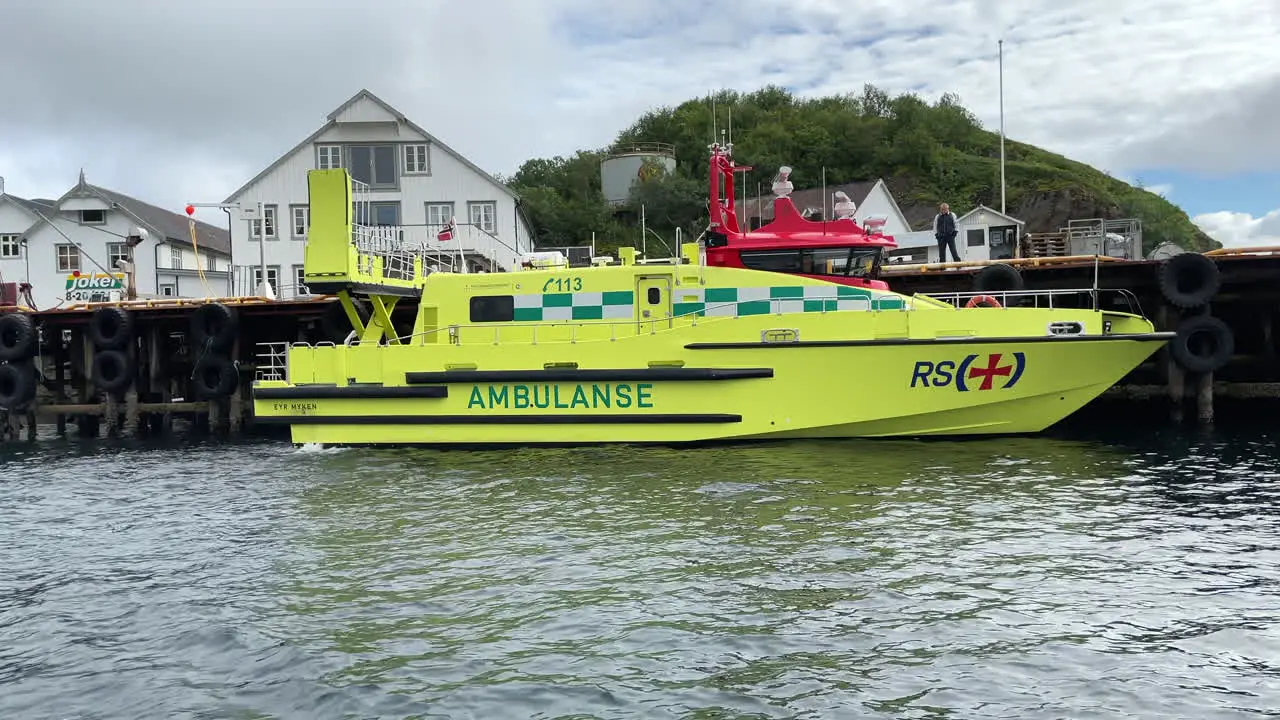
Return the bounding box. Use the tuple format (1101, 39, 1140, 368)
(2, 0, 1278, 245)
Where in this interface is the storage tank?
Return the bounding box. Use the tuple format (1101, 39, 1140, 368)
(600, 143, 677, 206)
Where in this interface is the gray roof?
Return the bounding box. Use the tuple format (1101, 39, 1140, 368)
(13, 176, 230, 256)
(87, 184, 231, 255)
(10, 196, 54, 214)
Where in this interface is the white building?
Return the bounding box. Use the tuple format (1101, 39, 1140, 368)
(886, 204, 1025, 265)
(222, 89, 535, 298)
(0, 173, 231, 311)
(735, 179, 914, 236)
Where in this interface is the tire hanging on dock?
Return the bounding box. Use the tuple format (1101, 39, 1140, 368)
(88, 306, 135, 351)
(91, 349, 134, 393)
(0, 359, 37, 410)
(972, 264, 1024, 293)
(1157, 253, 1220, 310)
(189, 302, 240, 353)
(0, 312, 38, 362)
(1169, 314, 1234, 374)
(193, 356, 239, 398)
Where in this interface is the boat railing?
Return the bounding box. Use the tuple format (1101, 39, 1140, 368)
(254, 341, 292, 381)
(917, 287, 1145, 315)
(371, 294, 879, 347)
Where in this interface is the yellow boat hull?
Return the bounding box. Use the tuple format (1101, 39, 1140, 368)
(252, 327, 1168, 446)
(250, 167, 1172, 447)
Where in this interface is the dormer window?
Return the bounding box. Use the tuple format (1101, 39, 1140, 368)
(80, 209, 105, 224)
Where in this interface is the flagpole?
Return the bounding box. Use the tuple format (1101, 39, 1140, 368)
(456, 218, 466, 274)
(999, 38, 1006, 215)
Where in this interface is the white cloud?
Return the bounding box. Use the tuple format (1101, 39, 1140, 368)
(1194, 209, 1280, 247)
(0, 0, 1277, 224)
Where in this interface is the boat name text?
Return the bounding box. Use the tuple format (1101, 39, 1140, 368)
(467, 383, 654, 410)
(272, 402, 318, 412)
(541, 277, 584, 293)
(910, 352, 1026, 391)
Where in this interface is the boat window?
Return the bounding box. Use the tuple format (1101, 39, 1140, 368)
(739, 247, 883, 278)
(469, 295, 515, 323)
(647, 287, 661, 304)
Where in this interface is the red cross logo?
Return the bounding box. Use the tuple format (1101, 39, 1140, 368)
(967, 353, 1013, 390)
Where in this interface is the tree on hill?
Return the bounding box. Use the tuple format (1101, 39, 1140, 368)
(506, 84, 1218, 255)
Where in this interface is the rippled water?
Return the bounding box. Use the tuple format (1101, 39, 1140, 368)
(4, 422, 1280, 718)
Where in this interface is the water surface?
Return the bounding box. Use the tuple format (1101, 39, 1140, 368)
(3, 424, 1279, 718)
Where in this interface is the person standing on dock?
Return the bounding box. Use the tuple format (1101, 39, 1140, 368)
(933, 203, 961, 263)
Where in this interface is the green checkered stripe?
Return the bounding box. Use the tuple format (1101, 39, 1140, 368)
(507, 285, 905, 322)
(672, 285, 905, 317)
(513, 290, 635, 321)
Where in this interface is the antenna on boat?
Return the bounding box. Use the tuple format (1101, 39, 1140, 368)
(710, 92, 717, 147)
(640, 203, 647, 257)
(822, 166, 828, 236)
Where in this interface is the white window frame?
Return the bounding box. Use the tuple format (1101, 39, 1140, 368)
(0, 234, 21, 259)
(426, 202, 454, 229)
(252, 265, 281, 291)
(250, 204, 278, 240)
(170, 245, 183, 270)
(293, 264, 306, 295)
(404, 144, 430, 174)
(468, 201, 496, 234)
(106, 242, 128, 270)
(317, 145, 342, 170)
(291, 205, 309, 239)
(79, 209, 106, 225)
(56, 244, 81, 272)
(158, 284, 176, 297)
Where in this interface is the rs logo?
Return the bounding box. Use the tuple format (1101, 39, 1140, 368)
(910, 352, 1026, 391)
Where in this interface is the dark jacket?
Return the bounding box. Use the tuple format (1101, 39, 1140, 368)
(933, 212, 957, 238)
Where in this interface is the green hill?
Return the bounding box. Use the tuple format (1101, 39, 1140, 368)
(505, 85, 1219, 255)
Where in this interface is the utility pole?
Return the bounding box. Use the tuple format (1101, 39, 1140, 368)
(999, 38, 1006, 215)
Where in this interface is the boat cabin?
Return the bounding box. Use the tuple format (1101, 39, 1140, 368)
(701, 144, 897, 290)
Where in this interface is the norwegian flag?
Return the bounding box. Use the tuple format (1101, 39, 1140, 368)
(436, 217, 456, 243)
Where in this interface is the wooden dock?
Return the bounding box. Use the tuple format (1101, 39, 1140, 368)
(1, 245, 1277, 441)
(0, 293, 415, 441)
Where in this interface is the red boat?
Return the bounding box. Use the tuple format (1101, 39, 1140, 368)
(702, 142, 897, 290)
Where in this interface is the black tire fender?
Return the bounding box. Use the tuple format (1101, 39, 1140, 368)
(88, 306, 134, 350)
(189, 302, 239, 353)
(0, 359, 37, 410)
(0, 312, 37, 362)
(1169, 314, 1234, 374)
(91, 348, 134, 393)
(193, 356, 239, 398)
(972, 263, 1025, 293)
(1158, 252, 1220, 309)
(321, 298, 370, 343)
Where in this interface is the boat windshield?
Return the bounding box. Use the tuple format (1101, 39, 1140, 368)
(739, 247, 883, 278)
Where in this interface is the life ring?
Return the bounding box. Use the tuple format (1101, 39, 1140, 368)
(91, 348, 133, 393)
(0, 312, 37, 362)
(965, 295, 1003, 308)
(88, 306, 134, 350)
(1157, 253, 1220, 310)
(1169, 314, 1233, 373)
(0, 359, 37, 410)
(189, 302, 239, 352)
(193, 356, 239, 398)
(972, 263, 1024, 292)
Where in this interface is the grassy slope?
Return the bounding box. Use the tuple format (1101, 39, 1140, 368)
(506, 85, 1218, 254)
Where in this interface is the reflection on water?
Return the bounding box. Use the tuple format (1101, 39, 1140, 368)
(2, 427, 1280, 718)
